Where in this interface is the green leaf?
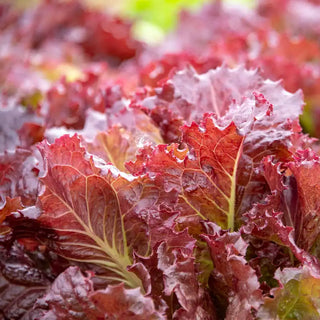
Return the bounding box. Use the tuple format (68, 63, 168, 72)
(125, 0, 209, 31)
(258, 267, 320, 320)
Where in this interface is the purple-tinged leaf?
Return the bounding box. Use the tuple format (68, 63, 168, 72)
(36, 267, 99, 320)
(203, 223, 263, 320)
(258, 152, 320, 259)
(157, 241, 216, 320)
(132, 231, 216, 319)
(287, 150, 320, 254)
(38, 266, 163, 320)
(0, 241, 53, 320)
(242, 193, 320, 273)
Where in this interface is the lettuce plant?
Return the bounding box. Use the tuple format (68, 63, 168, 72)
(1, 0, 320, 319)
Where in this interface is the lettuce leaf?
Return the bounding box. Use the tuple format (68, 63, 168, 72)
(258, 266, 320, 320)
(38, 135, 146, 289)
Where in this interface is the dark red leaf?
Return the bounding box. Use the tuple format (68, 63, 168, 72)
(0, 241, 55, 320)
(36, 266, 99, 320)
(202, 224, 263, 320)
(38, 135, 149, 289)
(128, 116, 244, 231)
(256, 152, 320, 260)
(157, 241, 216, 320)
(288, 150, 320, 254)
(132, 231, 216, 319)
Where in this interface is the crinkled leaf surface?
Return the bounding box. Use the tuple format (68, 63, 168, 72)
(38, 266, 162, 320)
(242, 193, 320, 272)
(43, 77, 105, 130)
(106, 102, 163, 143)
(38, 135, 146, 289)
(202, 223, 263, 320)
(139, 52, 221, 87)
(37, 266, 99, 320)
(141, 63, 302, 132)
(0, 241, 52, 320)
(156, 241, 216, 320)
(255, 153, 320, 259)
(2, 1, 320, 319)
(141, 66, 265, 139)
(131, 230, 216, 319)
(0, 271, 47, 320)
(90, 282, 163, 320)
(128, 116, 244, 231)
(288, 150, 320, 254)
(139, 66, 303, 221)
(246, 239, 294, 294)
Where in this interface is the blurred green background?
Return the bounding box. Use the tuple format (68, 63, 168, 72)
(126, 0, 254, 30)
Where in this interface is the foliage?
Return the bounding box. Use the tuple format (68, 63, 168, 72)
(1, 0, 320, 319)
